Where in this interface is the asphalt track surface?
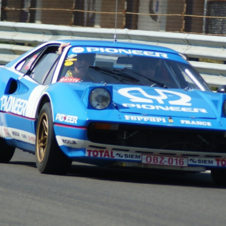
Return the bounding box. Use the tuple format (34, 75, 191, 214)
(1, 149, 226, 226)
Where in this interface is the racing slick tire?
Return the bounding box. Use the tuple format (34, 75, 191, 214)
(35, 102, 72, 174)
(211, 169, 226, 186)
(0, 138, 15, 163)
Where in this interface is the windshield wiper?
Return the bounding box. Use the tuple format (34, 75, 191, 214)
(184, 86, 193, 91)
(89, 66, 141, 84)
(121, 68, 168, 88)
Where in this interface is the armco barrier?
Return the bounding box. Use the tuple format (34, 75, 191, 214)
(0, 21, 226, 87)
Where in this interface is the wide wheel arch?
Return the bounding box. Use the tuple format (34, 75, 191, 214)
(35, 95, 51, 131)
(35, 102, 72, 174)
(36, 95, 51, 118)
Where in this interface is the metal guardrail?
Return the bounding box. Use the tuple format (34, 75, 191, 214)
(0, 21, 225, 87)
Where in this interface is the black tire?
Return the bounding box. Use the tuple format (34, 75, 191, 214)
(35, 102, 72, 174)
(0, 138, 15, 163)
(211, 169, 226, 186)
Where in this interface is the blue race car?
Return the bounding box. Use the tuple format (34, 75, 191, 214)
(1, 39, 226, 185)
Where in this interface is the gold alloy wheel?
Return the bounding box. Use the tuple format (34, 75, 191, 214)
(36, 112, 48, 163)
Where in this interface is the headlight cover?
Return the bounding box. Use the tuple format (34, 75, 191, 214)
(89, 88, 111, 109)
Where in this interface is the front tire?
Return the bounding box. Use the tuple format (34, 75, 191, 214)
(211, 169, 226, 186)
(35, 103, 71, 174)
(0, 138, 15, 163)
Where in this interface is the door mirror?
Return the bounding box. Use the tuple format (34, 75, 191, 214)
(217, 85, 226, 93)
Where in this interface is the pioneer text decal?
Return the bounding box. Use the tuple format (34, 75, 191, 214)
(122, 103, 207, 113)
(1, 95, 27, 116)
(56, 113, 78, 124)
(71, 47, 168, 58)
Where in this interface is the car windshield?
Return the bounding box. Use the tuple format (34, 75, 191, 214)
(58, 46, 211, 91)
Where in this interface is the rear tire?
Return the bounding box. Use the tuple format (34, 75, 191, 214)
(35, 103, 72, 174)
(211, 169, 226, 186)
(0, 138, 15, 163)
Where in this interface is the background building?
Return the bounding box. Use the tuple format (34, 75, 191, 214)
(1, 0, 226, 34)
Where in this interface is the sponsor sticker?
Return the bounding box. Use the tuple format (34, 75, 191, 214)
(62, 138, 77, 145)
(118, 87, 207, 114)
(56, 136, 79, 147)
(21, 134, 27, 139)
(59, 77, 81, 83)
(24, 54, 38, 70)
(142, 156, 226, 168)
(188, 157, 226, 167)
(12, 131, 20, 137)
(1, 95, 27, 116)
(119, 88, 192, 106)
(86, 149, 141, 161)
(3, 127, 10, 137)
(122, 103, 207, 114)
(71, 47, 85, 53)
(180, 120, 211, 126)
(3, 127, 35, 144)
(70, 47, 168, 58)
(27, 135, 35, 143)
(56, 113, 78, 124)
(124, 115, 166, 123)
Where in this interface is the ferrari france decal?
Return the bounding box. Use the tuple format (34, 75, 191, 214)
(71, 47, 168, 59)
(180, 120, 212, 126)
(0, 95, 27, 116)
(86, 149, 141, 161)
(125, 115, 166, 123)
(119, 88, 207, 113)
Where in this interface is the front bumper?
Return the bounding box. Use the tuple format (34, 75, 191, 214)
(54, 122, 226, 170)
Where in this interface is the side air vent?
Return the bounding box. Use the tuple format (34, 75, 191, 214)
(5, 78, 18, 94)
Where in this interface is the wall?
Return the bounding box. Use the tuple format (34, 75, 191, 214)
(100, 0, 125, 28)
(191, 0, 205, 33)
(166, 0, 185, 32)
(41, 0, 74, 25)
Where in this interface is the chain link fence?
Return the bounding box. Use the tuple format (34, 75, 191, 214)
(1, 0, 226, 35)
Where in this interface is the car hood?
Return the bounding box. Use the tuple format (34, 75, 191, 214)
(113, 86, 221, 119)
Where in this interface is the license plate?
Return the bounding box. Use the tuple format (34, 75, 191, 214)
(142, 155, 188, 167)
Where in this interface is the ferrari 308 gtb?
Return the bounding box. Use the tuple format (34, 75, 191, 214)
(1, 39, 226, 185)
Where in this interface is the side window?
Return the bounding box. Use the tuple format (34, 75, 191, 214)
(15, 45, 60, 85)
(16, 50, 42, 74)
(30, 53, 59, 84)
(43, 60, 58, 85)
